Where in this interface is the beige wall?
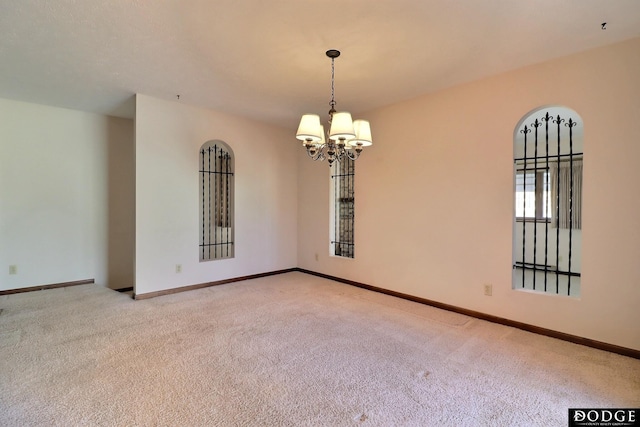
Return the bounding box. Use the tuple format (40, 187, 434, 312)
(135, 95, 298, 295)
(298, 38, 640, 350)
(0, 98, 134, 290)
(2, 38, 638, 351)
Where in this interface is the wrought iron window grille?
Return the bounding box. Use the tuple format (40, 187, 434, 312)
(513, 111, 582, 296)
(331, 157, 355, 258)
(199, 142, 234, 261)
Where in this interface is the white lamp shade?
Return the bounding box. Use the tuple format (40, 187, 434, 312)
(329, 112, 356, 141)
(349, 119, 373, 147)
(319, 125, 326, 145)
(296, 114, 323, 142)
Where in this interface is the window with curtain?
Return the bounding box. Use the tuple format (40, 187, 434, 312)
(550, 158, 583, 229)
(515, 169, 551, 220)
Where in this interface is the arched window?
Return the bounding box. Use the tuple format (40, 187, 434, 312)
(199, 140, 234, 261)
(513, 106, 583, 296)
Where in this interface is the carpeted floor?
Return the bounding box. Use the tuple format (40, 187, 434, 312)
(1, 272, 638, 426)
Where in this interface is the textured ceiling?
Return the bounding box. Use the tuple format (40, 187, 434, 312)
(1, 0, 639, 129)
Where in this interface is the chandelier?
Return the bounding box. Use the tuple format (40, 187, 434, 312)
(295, 49, 373, 165)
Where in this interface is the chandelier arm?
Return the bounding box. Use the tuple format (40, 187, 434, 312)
(344, 148, 361, 161)
(306, 144, 326, 161)
(336, 144, 348, 163)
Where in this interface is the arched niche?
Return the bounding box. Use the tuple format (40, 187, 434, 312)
(199, 139, 235, 261)
(512, 106, 583, 297)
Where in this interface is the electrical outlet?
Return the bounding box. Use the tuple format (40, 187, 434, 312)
(175, 264, 182, 273)
(483, 283, 492, 296)
(9, 265, 17, 275)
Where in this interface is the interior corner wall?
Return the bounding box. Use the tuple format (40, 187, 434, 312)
(0, 98, 135, 291)
(134, 95, 297, 295)
(297, 37, 640, 351)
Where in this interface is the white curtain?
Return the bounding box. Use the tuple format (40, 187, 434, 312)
(550, 158, 582, 229)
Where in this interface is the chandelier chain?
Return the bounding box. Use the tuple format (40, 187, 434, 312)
(330, 57, 336, 112)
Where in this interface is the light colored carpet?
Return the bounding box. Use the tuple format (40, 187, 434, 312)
(1, 272, 638, 426)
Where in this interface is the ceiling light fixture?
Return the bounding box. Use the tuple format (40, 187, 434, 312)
(296, 49, 373, 166)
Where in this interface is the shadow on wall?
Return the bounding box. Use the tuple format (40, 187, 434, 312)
(106, 117, 135, 290)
